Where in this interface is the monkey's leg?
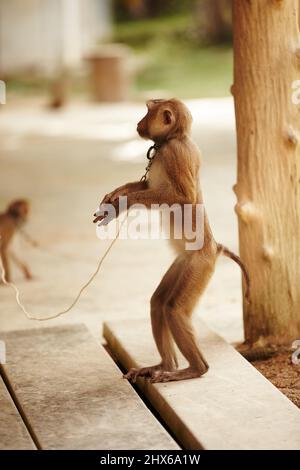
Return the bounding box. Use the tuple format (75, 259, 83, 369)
(151, 250, 216, 383)
(10, 252, 32, 280)
(124, 256, 185, 382)
(124, 312, 176, 382)
(0, 248, 11, 283)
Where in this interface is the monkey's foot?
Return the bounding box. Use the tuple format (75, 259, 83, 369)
(150, 366, 208, 383)
(124, 364, 163, 383)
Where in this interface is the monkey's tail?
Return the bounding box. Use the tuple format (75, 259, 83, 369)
(217, 243, 251, 304)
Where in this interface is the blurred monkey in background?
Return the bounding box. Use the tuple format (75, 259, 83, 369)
(0, 199, 33, 283)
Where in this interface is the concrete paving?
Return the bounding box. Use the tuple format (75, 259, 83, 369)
(0, 376, 36, 449)
(104, 318, 300, 450)
(1, 324, 179, 450)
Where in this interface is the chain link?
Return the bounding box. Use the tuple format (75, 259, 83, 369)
(140, 144, 160, 182)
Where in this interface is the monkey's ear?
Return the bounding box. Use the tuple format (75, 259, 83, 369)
(163, 109, 173, 125)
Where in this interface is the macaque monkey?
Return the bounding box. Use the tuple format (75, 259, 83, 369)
(94, 98, 250, 383)
(0, 199, 32, 283)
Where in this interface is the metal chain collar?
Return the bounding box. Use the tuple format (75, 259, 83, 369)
(140, 143, 160, 182)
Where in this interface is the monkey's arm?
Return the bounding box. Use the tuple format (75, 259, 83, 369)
(93, 181, 148, 223)
(126, 189, 178, 208)
(101, 181, 148, 204)
(93, 188, 174, 224)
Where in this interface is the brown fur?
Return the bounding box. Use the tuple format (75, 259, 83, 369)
(94, 99, 250, 382)
(0, 199, 32, 283)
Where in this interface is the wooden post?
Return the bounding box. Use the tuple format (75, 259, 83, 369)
(232, 0, 300, 346)
(86, 45, 131, 102)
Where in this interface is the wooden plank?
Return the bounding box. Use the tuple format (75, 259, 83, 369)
(0, 376, 36, 449)
(104, 318, 300, 450)
(1, 324, 179, 450)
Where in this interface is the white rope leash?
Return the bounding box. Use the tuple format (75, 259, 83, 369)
(0, 215, 127, 321)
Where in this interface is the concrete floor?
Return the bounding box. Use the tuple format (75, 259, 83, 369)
(0, 98, 244, 345)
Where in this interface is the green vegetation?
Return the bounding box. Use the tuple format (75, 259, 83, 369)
(6, 12, 233, 101)
(6, 77, 51, 96)
(113, 13, 233, 99)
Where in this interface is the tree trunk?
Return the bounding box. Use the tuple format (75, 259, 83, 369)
(232, 0, 300, 346)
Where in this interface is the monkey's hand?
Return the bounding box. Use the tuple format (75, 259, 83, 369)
(93, 199, 120, 225)
(93, 183, 145, 224)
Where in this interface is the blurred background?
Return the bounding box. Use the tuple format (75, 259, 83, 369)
(0, 1, 242, 346)
(0, 0, 232, 102)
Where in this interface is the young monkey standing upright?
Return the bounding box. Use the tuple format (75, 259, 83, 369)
(94, 99, 250, 383)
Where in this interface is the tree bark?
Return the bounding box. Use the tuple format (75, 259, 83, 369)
(232, 0, 300, 346)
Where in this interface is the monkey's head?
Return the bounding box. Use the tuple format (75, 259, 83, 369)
(137, 99, 192, 143)
(7, 199, 30, 224)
